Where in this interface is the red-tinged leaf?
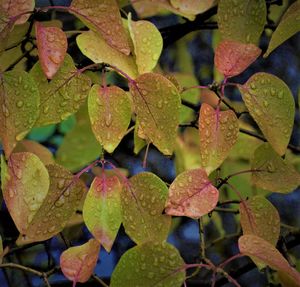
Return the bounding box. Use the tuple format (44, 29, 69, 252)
(198, 103, 239, 174)
(88, 85, 132, 153)
(251, 143, 300, 193)
(110, 241, 186, 287)
(30, 54, 91, 126)
(240, 196, 280, 246)
(16, 163, 87, 244)
(1, 152, 50, 235)
(70, 0, 130, 55)
(13, 139, 54, 165)
(239, 235, 300, 285)
(83, 175, 122, 252)
(0, 0, 34, 25)
(60, 239, 100, 285)
(165, 168, 219, 219)
(35, 22, 67, 79)
(239, 73, 295, 156)
(129, 73, 181, 155)
(214, 40, 261, 78)
(121, 172, 171, 244)
(0, 70, 39, 158)
(0, 8, 11, 54)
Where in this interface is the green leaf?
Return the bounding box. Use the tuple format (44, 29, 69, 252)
(110, 241, 186, 287)
(128, 14, 162, 74)
(129, 73, 181, 155)
(251, 143, 300, 193)
(35, 22, 68, 79)
(240, 196, 280, 246)
(0, 70, 39, 157)
(133, 118, 147, 155)
(60, 239, 100, 285)
(83, 175, 122, 252)
(27, 125, 56, 142)
(264, 0, 300, 57)
(214, 40, 261, 78)
(1, 152, 50, 235)
(239, 72, 295, 156)
(217, 0, 266, 44)
(30, 54, 91, 126)
(56, 104, 102, 172)
(170, 0, 215, 14)
(199, 103, 239, 174)
(121, 172, 171, 244)
(239, 235, 300, 285)
(88, 85, 132, 153)
(76, 30, 138, 79)
(16, 163, 87, 244)
(165, 168, 219, 218)
(70, 0, 130, 55)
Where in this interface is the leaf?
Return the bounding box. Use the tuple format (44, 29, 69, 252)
(165, 168, 219, 218)
(17, 163, 87, 244)
(264, 0, 300, 57)
(121, 172, 171, 244)
(76, 30, 138, 79)
(133, 118, 147, 155)
(214, 40, 261, 78)
(0, 0, 34, 25)
(239, 235, 300, 286)
(30, 54, 91, 126)
(88, 85, 132, 153)
(56, 104, 102, 172)
(170, 0, 216, 14)
(1, 152, 50, 235)
(128, 14, 163, 74)
(70, 0, 130, 55)
(240, 196, 280, 246)
(83, 175, 122, 252)
(13, 139, 54, 165)
(60, 239, 101, 285)
(129, 73, 181, 155)
(251, 143, 300, 193)
(0, 70, 39, 157)
(110, 241, 186, 287)
(35, 22, 68, 79)
(239, 72, 295, 155)
(217, 0, 266, 44)
(198, 103, 239, 174)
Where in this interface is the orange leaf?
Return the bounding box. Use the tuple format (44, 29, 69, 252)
(35, 22, 67, 79)
(165, 168, 219, 218)
(214, 40, 261, 78)
(60, 239, 100, 286)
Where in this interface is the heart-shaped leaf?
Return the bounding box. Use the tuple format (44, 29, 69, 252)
(199, 103, 239, 174)
(214, 40, 261, 78)
(129, 73, 181, 155)
(70, 0, 130, 55)
(264, 0, 300, 57)
(0, 70, 39, 157)
(76, 30, 138, 79)
(88, 85, 132, 153)
(83, 175, 122, 252)
(30, 54, 91, 126)
(128, 14, 162, 74)
(239, 235, 300, 285)
(35, 22, 67, 79)
(239, 72, 295, 156)
(110, 241, 186, 287)
(121, 172, 171, 244)
(60, 239, 101, 286)
(1, 152, 50, 235)
(217, 0, 266, 44)
(16, 163, 87, 244)
(251, 143, 300, 193)
(165, 168, 219, 218)
(240, 195, 280, 246)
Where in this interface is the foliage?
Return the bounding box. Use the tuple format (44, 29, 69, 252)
(0, 0, 300, 286)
